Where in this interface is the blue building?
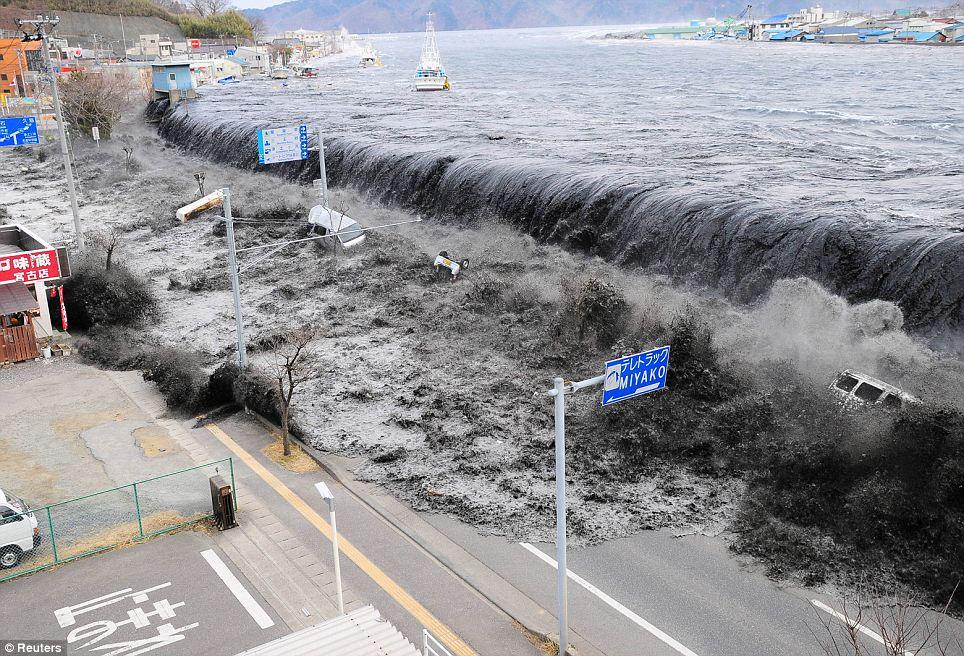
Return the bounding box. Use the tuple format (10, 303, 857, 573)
(151, 61, 196, 103)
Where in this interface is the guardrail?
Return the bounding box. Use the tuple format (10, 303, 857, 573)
(423, 629, 454, 656)
(0, 458, 234, 582)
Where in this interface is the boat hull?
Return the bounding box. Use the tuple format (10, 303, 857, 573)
(414, 76, 449, 91)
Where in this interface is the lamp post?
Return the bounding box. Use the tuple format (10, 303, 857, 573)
(315, 481, 344, 614)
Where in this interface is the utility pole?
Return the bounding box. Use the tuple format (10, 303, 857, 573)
(119, 15, 127, 60)
(17, 15, 85, 249)
(316, 126, 329, 207)
(222, 188, 248, 368)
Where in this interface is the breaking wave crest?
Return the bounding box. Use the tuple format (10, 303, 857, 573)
(149, 101, 964, 339)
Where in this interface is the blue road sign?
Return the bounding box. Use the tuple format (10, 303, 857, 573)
(257, 124, 310, 165)
(601, 345, 670, 406)
(0, 117, 40, 148)
(226, 48, 236, 56)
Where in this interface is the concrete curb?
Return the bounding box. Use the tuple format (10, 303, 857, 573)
(242, 408, 605, 656)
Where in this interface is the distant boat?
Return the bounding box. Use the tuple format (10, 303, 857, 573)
(413, 14, 449, 91)
(360, 42, 382, 67)
(270, 67, 291, 79)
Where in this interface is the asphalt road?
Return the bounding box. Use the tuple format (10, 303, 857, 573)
(0, 531, 286, 655)
(193, 413, 541, 656)
(425, 514, 964, 656)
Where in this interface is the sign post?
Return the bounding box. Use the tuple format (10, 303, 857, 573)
(257, 124, 328, 206)
(91, 126, 100, 147)
(547, 345, 670, 656)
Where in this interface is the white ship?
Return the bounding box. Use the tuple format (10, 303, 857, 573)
(413, 14, 449, 91)
(360, 42, 382, 67)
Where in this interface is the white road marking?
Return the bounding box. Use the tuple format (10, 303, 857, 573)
(811, 599, 914, 656)
(201, 549, 275, 629)
(519, 542, 700, 656)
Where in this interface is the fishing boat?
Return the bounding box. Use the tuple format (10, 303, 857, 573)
(360, 42, 382, 67)
(413, 14, 449, 91)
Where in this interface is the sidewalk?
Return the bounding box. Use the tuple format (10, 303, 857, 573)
(106, 370, 358, 634)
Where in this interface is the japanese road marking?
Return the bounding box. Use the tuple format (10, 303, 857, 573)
(811, 599, 915, 656)
(520, 542, 700, 656)
(201, 549, 275, 629)
(204, 423, 476, 656)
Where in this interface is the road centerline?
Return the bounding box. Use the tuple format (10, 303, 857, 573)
(204, 422, 476, 656)
(201, 548, 276, 629)
(519, 542, 701, 656)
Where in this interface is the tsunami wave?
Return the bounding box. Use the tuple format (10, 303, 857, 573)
(149, 101, 964, 339)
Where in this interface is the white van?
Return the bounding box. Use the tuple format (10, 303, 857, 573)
(308, 205, 366, 250)
(830, 370, 919, 410)
(0, 489, 40, 569)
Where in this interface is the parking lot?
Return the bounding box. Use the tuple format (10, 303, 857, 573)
(0, 531, 287, 655)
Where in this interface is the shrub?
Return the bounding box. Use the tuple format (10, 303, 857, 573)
(560, 277, 630, 348)
(666, 308, 739, 402)
(76, 325, 148, 370)
(141, 348, 208, 411)
(464, 273, 507, 310)
(231, 368, 283, 425)
(63, 260, 157, 329)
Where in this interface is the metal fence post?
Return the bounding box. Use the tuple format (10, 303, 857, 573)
(133, 482, 144, 538)
(229, 457, 237, 511)
(46, 506, 58, 563)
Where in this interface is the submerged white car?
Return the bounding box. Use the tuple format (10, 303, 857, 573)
(0, 488, 40, 569)
(308, 205, 366, 249)
(830, 370, 919, 410)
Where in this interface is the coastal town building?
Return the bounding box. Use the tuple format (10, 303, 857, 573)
(0, 225, 67, 365)
(0, 38, 41, 98)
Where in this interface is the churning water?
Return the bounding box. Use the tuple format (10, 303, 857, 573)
(152, 27, 964, 337)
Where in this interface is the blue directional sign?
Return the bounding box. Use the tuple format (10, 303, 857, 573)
(257, 124, 310, 165)
(601, 345, 670, 406)
(0, 117, 40, 148)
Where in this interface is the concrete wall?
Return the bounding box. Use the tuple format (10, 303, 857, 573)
(52, 11, 183, 53)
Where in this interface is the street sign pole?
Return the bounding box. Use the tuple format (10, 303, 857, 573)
(546, 345, 669, 656)
(553, 376, 569, 656)
(222, 187, 247, 368)
(317, 126, 329, 207)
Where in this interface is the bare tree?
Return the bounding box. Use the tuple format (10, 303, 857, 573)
(89, 227, 121, 271)
(187, 0, 208, 16)
(813, 584, 962, 656)
(264, 326, 319, 457)
(205, 0, 230, 15)
(59, 70, 137, 139)
(248, 14, 267, 42)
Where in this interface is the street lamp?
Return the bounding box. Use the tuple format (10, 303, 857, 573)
(315, 481, 344, 614)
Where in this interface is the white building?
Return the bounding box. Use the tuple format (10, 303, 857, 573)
(128, 34, 174, 58)
(190, 57, 243, 85)
(232, 46, 271, 74)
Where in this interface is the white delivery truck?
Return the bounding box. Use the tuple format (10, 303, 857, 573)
(0, 488, 40, 569)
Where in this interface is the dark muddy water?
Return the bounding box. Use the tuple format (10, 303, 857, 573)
(154, 27, 964, 336)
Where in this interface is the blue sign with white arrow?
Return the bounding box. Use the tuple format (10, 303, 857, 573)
(601, 345, 670, 406)
(257, 124, 310, 165)
(0, 117, 40, 148)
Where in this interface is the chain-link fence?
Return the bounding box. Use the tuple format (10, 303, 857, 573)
(0, 458, 234, 582)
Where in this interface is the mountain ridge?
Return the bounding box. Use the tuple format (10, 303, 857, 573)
(245, 0, 906, 33)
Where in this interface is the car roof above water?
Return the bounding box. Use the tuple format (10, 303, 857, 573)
(832, 369, 919, 404)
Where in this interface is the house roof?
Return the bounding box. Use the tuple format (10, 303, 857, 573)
(762, 14, 790, 23)
(0, 282, 39, 316)
(768, 29, 804, 40)
(818, 26, 861, 34)
(863, 29, 895, 36)
(235, 606, 418, 656)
